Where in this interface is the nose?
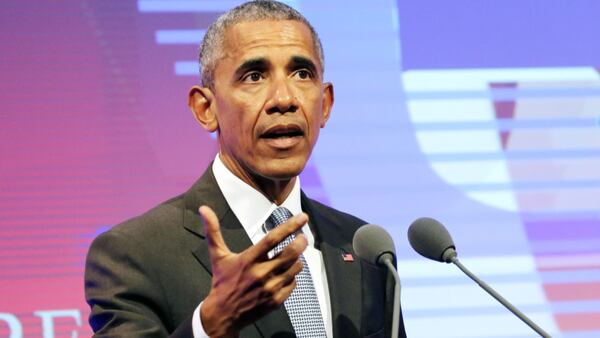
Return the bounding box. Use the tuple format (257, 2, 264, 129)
(266, 76, 298, 114)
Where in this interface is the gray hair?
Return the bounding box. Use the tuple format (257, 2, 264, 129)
(198, 0, 324, 89)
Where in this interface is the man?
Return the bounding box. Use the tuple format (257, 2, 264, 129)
(85, 1, 406, 337)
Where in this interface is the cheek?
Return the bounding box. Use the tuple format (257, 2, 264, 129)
(306, 95, 325, 126)
(216, 98, 259, 141)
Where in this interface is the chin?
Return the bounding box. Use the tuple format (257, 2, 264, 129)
(258, 157, 307, 180)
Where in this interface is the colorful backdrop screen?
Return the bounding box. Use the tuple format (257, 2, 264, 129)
(2, 1, 599, 337)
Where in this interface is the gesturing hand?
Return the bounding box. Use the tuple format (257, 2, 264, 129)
(198, 205, 308, 338)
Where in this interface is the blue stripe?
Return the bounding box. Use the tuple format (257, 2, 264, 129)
(428, 149, 600, 161)
(0, 243, 88, 249)
(541, 270, 600, 284)
(455, 179, 600, 192)
(402, 274, 541, 287)
(551, 300, 600, 314)
(0, 272, 82, 280)
(0, 223, 109, 229)
(0, 262, 84, 270)
(407, 86, 600, 100)
(138, 0, 243, 13)
(532, 239, 600, 255)
(413, 118, 599, 131)
(521, 210, 600, 220)
(156, 29, 205, 44)
(0, 234, 93, 240)
(0, 253, 84, 260)
(138, 0, 298, 13)
(404, 303, 553, 318)
(174, 61, 198, 76)
(561, 330, 600, 338)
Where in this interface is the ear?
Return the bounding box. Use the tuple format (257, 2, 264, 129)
(320, 82, 334, 128)
(188, 85, 218, 132)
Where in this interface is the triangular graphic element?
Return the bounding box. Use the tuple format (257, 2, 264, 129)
(490, 82, 517, 149)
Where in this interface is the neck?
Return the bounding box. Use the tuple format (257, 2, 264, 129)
(219, 154, 297, 205)
(254, 175, 296, 205)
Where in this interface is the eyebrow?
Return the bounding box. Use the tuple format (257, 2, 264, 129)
(288, 56, 318, 76)
(233, 55, 320, 80)
(233, 57, 270, 80)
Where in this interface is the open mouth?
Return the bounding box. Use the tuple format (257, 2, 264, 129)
(260, 124, 304, 139)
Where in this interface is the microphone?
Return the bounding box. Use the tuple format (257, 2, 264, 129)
(353, 224, 396, 265)
(407, 218, 551, 338)
(353, 224, 401, 338)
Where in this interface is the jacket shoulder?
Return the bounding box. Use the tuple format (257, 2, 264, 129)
(303, 196, 368, 244)
(310, 199, 366, 226)
(106, 194, 186, 238)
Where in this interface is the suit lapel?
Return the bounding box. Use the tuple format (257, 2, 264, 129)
(302, 194, 363, 337)
(182, 167, 294, 337)
(320, 242, 363, 337)
(189, 208, 253, 275)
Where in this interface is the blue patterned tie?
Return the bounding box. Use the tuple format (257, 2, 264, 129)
(264, 207, 327, 337)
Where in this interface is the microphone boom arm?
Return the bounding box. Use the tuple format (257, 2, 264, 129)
(380, 254, 400, 338)
(446, 250, 551, 338)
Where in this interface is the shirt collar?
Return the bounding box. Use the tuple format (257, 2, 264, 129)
(212, 154, 302, 241)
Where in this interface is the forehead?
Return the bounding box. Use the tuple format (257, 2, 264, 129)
(220, 20, 319, 66)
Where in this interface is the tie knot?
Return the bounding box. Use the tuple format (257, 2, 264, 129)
(264, 207, 293, 231)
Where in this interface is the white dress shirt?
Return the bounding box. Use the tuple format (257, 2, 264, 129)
(192, 154, 332, 337)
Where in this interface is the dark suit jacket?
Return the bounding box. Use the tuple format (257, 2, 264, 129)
(85, 167, 407, 337)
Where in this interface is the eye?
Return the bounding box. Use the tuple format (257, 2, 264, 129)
(294, 69, 313, 80)
(241, 71, 264, 83)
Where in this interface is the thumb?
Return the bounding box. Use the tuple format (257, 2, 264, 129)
(199, 205, 230, 259)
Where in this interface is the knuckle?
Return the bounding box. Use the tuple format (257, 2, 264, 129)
(282, 219, 295, 230)
(263, 234, 279, 248)
(263, 282, 277, 296)
(297, 234, 308, 246)
(286, 279, 297, 292)
(294, 260, 304, 273)
(249, 268, 265, 282)
(292, 236, 306, 249)
(237, 255, 252, 271)
(272, 293, 286, 306)
(261, 284, 275, 297)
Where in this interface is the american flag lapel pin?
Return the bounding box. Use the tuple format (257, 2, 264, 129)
(341, 249, 354, 262)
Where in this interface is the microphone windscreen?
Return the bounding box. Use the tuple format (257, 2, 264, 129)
(353, 224, 396, 265)
(407, 217, 455, 262)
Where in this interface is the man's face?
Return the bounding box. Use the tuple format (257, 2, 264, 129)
(208, 20, 333, 183)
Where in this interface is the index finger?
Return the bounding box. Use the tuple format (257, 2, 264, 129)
(244, 212, 308, 262)
(199, 205, 231, 259)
